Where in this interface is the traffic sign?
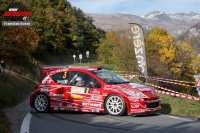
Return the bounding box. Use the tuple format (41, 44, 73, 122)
(86, 51, 89, 58)
(79, 54, 82, 59)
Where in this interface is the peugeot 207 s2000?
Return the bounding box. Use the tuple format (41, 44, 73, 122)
(30, 66, 161, 116)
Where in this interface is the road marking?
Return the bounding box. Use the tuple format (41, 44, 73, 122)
(165, 115, 193, 121)
(20, 111, 32, 133)
(157, 113, 193, 121)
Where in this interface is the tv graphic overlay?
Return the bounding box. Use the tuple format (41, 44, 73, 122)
(2, 7, 33, 26)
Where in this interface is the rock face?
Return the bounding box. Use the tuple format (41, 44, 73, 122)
(86, 10, 200, 37)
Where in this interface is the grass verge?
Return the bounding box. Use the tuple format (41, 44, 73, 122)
(160, 93, 200, 117)
(0, 71, 37, 133)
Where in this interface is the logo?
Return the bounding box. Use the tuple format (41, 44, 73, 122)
(70, 94, 83, 99)
(3, 8, 32, 20)
(49, 92, 64, 97)
(149, 91, 154, 96)
(2, 5, 33, 26)
(40, 88, 49, 92)
(67, 103, 74, 108)
(82, 102, 101, 108)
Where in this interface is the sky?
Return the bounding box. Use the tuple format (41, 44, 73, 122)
(67, 0, 200, 16)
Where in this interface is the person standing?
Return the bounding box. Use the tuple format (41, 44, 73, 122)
(0, 60, 6, 75)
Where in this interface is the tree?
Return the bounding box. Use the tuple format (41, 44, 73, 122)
(146, 27, 178, 78)
(112, 31, 137, 72)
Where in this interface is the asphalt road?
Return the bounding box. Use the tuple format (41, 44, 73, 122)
(20, 108, 200, 133)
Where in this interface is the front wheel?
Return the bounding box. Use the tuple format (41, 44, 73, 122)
(105, 94, 126, 116)
(34, 93, 49, 112)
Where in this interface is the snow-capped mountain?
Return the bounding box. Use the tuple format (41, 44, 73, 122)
(143, 10, 200, 23)
(87, 10, 200, 37)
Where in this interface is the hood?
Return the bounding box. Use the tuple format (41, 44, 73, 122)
(116, 83, 158, 99)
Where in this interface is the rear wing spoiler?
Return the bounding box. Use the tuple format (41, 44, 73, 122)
(42, 68, 63, 75)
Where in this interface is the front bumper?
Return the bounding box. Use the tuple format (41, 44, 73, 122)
(129, 106, 161, 115)
(128, 97, 161, 115)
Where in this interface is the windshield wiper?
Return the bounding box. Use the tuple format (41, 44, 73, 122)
(109, 82, 122, 84)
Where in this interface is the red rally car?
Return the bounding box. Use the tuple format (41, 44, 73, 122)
(30, 66, 161, 116)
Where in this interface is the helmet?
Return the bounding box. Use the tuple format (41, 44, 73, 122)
(76, 77, 84, 86)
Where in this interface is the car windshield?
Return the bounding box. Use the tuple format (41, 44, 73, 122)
(90, 69, 130, 84)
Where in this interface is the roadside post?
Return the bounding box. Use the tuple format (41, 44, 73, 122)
(79, 54, 82, 64)
(194, 75, 200, 96)
(86, 51, 89, 64)
(73, 55, 76, 64)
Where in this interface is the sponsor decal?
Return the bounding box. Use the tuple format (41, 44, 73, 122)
(71, 86, 85, 93)
(91, 95, 102, 100)
(131, 104, 139, 108)
(49, 92, 64, 97)
(55, 70, 62, 73)
(81, 109, 89, 112)
(66, 108, 79, 111)
(51, 102, 59, 106)
(70, 94, 83, 99)
(84, 88, 91, 93)
(57, 80, 68, 84)
(129, 83, 146, 88)
(67, 103, 74, 108)
(137, 88, 152, 91)
(60, 107, 65, 110)
(91, 89, 100, 94)
(71, 86, 91, 94)
(92, 109, 100, 113)
(42, 76, 52, 84)
(82, 102, 101, 108)
(54, 107, 59, 110)
(51, 102, 63, 106)
(127, 96, 139, 101)
(40, 88, 49, 92)
(131, 110, 145, 113)
(104, 87, 118, 91)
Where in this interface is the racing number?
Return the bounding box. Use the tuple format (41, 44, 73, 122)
(63, 72, 67, 79)
(84, 88, 90, 93)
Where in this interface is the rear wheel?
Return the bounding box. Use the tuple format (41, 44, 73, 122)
(34, 93, 49, 112)
(105, 94, 126, 116)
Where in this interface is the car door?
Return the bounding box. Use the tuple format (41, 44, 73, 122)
(48, 71, 71, 111)
(67, 71, 103, 112)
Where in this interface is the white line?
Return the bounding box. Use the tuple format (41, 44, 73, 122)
(20, 111, 32, 133)
(166, 115, 193, 121)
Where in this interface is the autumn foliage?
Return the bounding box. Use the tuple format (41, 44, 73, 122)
(0, 0, 105, 66)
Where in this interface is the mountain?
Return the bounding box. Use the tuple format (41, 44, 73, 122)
(86, 10, 200, 37)
(177, 21, 200, 50)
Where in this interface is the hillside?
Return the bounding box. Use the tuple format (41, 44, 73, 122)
(0, 71, 37, 133)
(177, 21, 200, 50)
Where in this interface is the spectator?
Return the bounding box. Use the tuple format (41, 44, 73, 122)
(0, 60, 6, 76)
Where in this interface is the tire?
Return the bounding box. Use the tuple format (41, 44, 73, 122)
(105, 94, 126, 116)
(34, 93, 50, 112)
